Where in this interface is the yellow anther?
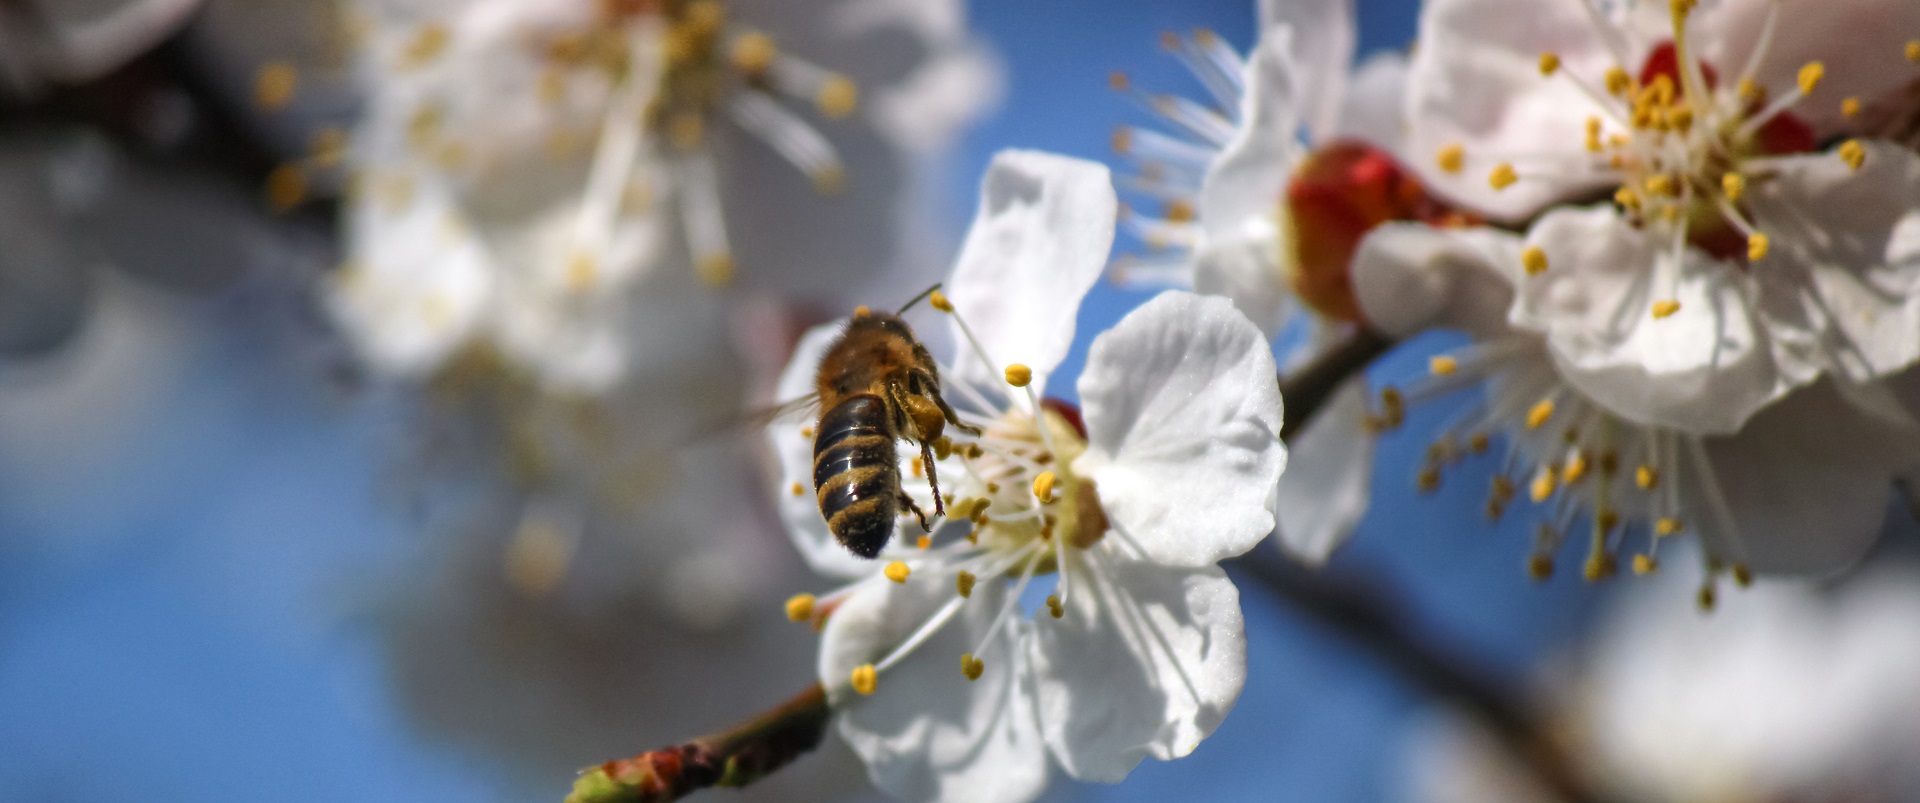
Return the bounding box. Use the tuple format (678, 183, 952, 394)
(956, 571, 976, 598)
(929, 289, 953, 312)
(817, 75, 859, 119)
(1698, 583, 1717, 611)
(265, 164, 307, 212)
(1644, 173, 1676, 197)
(1841, 97, 1861, 118)
(1632, 554, 1659, 575)
(1107, 71, 1131, 91)
(884, 561, 911, 583)
(1521, 246, 1549, 276)
(1596, 509, 1620, 533)
(800, 426, 815, 438)
(1665, 104, 1693, 133)
(1605, 66, 1632, 95)
(670, 112, 705, 150)
(1643, 74, 1675, 108)
(1417, 466, 1441, 493)
(1435, 143, 1465, 174)
(1525, 399, 1555, 431)
(1032, 471, 1057, 504)
(789, 482, 805, 497)
(1470, 433, 1490, 454)
(851, 664, 877, 695)
(1429, 355, 1459, 375)
(1732, 563, 1753, 587)
(960, 654, 984, 681)
(1635, 465, 1659, 490)
(731, 31, 776, 74)
(917, 535, 932, 550)
(811, 166, 846, 196)
(1798, 61, 1825, 95)
(785, 593, 816, 622)
(566, 251, 598, 291)
(1584, 552, 1618, 582)
(1530, 469, 1558, 502)
(401, 23, 450, 69)
(1737, 76, 1764, 103)
(1110, 126, 1133, 154)
(308, 127, 349, 168)
(1488, 163, 1518, 190)
(1614, 186, 1642, 213)
(1655, 517, 1684, 537)
(1528, 553, 1555, 581)
(1839, 139, 1866, 171)
(1004, 364, 1033, 387)
(1046, 594, 1064, 618)
(1747, 233, 1770, 262)
(1908, 40, 1920, 63)
(1538, 52, 1562, 76)
(852, 305, 872, 319)
(1585, 116, 1604, 152)
(697, 253, 735, 287)
(1651, 299, 1681, 319)
(1721, 172, 1746, 202)
(254, 62, 298, 110)
(1563, 453, 1589, 484)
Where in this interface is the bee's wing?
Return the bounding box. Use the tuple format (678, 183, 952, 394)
(688, 393, 821, 445)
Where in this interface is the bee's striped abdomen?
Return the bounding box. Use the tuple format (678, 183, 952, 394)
(813, 394, 899, 558)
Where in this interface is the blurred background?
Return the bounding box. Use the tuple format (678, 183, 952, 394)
(4, 1, 1919, 801)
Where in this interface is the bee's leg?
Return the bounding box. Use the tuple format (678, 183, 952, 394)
(919, 438, 946, 518)
(909, 368, 981, 435)
(898, 493, 932, 532)
(936, 392, 982, 436)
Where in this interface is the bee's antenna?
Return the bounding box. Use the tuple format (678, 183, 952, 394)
(896, 283, 943, 315)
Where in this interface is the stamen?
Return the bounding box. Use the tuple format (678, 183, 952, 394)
(1747, 233, 1769, 262)
(1538, 52, 1562, 76)
(1525, 399, 1556, 431)
(254, 62, 298, 110)
(266, 164, 308, 212)
(1721, 172, 1746, 201)
(1032, 472, 1057, 505)
(1436, 143, 1465, 174)
(1797, 61, 1825, 95)
(956, 571, 976, 598)
(960, 653, 984, 681)
(929, 290, 953, 312)
(1430, 355, 1459, 375)
(1632, 554, 1659, 575)
(1004, 364, 1033, 387)
(1838, 140, 1866, 171)
(1045, 594, 1065, 619)
(816, 76, 859, 119)
(785, 593, 816, 621)
(1488, 163, 1518, 190)
(1651, 299, 1681, 318)
(1841, 97, 1861, 118)
(1521, 246, 1549, 276)
(728, 93, 847, 194)
(884, 561, 911, 583)
(851, 663, 877, 695)
(1908, 40, 1920, 63)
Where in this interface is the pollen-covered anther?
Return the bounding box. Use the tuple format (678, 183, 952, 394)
(1632, 554, 1659, 575)
(1732, 563, 1754, 587)
(1737, 76, 1765, 104)
(1538, 52, 1562, 76)
(916, 535, 932, 550)
(1584, 552, 1619, 582)
(1584, 116, 1604, 152)
(955, 570, 976, 598)
(960, 653, 984, 681)
(1530, 467, 1558, 502)
(1417, 466, 1441, 494)
(1429, 355, 1459, 375)
(1562, 453, 1590, 484)
(785, 593, 816, 622)
(1643, 174, 1676, 197)
(1045, 594, 1064, 619)
(1595, 508, 1620, 532)
(1528, 553, 1555, 581)
(1032, 471, 1057, 505)
(1635, 465, 1659, 490)
(1004, 363, 1033, 387)
(1521, 246, 1549, 276)
(1841, 97, 1862, 118)
(1798, 61, 1825, 95)
(1488, 163, 1518, 190)
(789, 482, 804, 497)
(851, 664, 877, 695)
(1436, 143, 1465, 174)
(730, 31, 776, 74)
(1614, 186, 1643, 213)
(1470, 433, 1490, 454)
(266, 164, 308, 212)
(1655, 517, 1684, 537)
(1698, 583, 1718, 611)
(884, 561, 911, 583)
(254, 62, 298, 110)
(1747, 233, 1770, 262)
(1908, 40, 1920, 63)
(1525, 399, 1555, 431)
(1721, 172, 1747, 202)
(1839, 139, 1867, 171)
(1651, 299, 1681, 319)
(1605, 66, 1632, 96)
(816, 75, 859, 119)
(697, 253, 735, 287)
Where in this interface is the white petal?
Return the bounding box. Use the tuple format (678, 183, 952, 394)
(1330, 51, 1412, 160)
(1273, 378, 1375, 565)
(1700, 0, 1920, 137)
(944, 150, 1115, 395)
(1403, 0, 1632, 220)
(1748, 143, 1920, 382)
(1257, 0, 1355, 145)
(1030, 555, 1246, 782)
(769, 320, 878, 580)
(821, 574, 1050, 803)
(1516, 207, 1801, 434)
(1074, 292, 1285, 568)
(329, 173, 493, 378)
(1349, 222, 1523, 340)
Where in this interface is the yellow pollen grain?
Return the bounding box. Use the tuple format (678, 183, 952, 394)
(1435, 143, 1465, 174)
(784, 593, 815, 622)
(917, 534, 932, 550)
(1633, 554, 1659, 575)
(1429, 355, 1458, 375)
(883, 561, 910, 583)
(1525, 399, 1554, 431)
(1046, 594, 1064, 619)
(1614, 186, 1642, 213)
(1538, 52, 1561, 76)
(960, 654, 984, 681)
(1488, 163, 1518, 190)
(1747, 233, 1770, 262)
(1032, 471, 1057, 505)
(1004, 363, 1033, 387)
(1655, 517, 1684, 537)
(401, 23, 450, 69)
(1908, 40, 1920, 63)
(1644, 173, 1676, 197)
(698, 253, 735, 287)
(1605, 66, 1632, 96)
(1839, 139, 1866, 171)
(1563, 453, 1589, 484)
(1651, 299, 1681, 319)
(1665, 104, 1693, 133)
(1798, 61, 1825, 95)
(851, 664, 877, 695)
(265, 164, 307, 212)
(1841, 97, 1862, 118)
(928, 290, 953, 312)
(789, 482, 804, 497)
(817, 76, 859, 119)
(956, 571, 976, 598)
(731, 31, 776, 74)
(254, 62, 298, 110)
(1635, 465, 1659, 490)
(852, 305, 872, 319)
(1521, 246, 1549, 276)
(1721, 172, 1746, 202)
(1530, 469, 1557, 502)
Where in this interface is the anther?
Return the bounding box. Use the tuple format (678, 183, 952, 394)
(1584, 552, 1618, 582)
(1839, 139, 1866, 171)
(851, 664, 877, 695)
(1436, 143, 1465, 174)
(956, 571, 976, 598)
(1004, 364, 1033, 387)
(1908, 40, 1920, 63)
(1635, 465, 1659, 490)
(1107, 71, 1130, 91)
(960, 653, 984, 681)
(1651, 299, 1681, 319)
(853, 305, 872, 319)
(1798, 61, 1825, 95)
(1732, 563, 1753, 587)
(1530, 468, 1558, 502)
(917, 535, 932, 549)
(1563, 453, 1590, 484)
(1538, 52, 1562, 76)
(884, 561, 911, 583)
(698, 253, 735, 287)
(1528, 553, 1555, 581)
(1417, 466, 1441, 494)
(1525, 399, 1555, 431)
(1747, 233, 1770, 262)
(266, 164, 308, 212)
(1595, 508, 1620, 532)
(1632, 554, 1659, 575)
(1045, 594, 1064, 619)
(1605, 66, 1632, 96)
(1655, 517, 1684, 536)
(254, 62, 298, 110)
(1488, 163, 1518, 190)
(928, 290, 952, 312)
(1032, 471, 1057, 505)
(816, 76, 859, 119)
(1644, 174, 1676, 197)
(1521, 246, 1549, 276)
(789, 482, 805, 496)
(1737, 77, 1764, 104)
(1698, 582, 1718, 611)
(785, 593, 816, 622)
(1614, 186, 1643, 213)
(1841, 97, 1861, 118)
(1721, 173, 1746, 202)
(731, 32, 776, 74)
(1429, 355, 1459, 375)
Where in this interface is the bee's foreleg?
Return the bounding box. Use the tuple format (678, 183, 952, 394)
(898, 493, 932, 532)
(920, 438, 945, 518)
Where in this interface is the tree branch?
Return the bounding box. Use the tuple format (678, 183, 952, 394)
(567, 683, 832, 803)
(1279, 327, 1392, 441)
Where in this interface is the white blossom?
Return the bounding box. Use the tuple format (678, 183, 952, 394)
(0, 0, 200, 95)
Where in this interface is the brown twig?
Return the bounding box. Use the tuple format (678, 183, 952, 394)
(567, 683, 832, 803)
(1279, 327, 1392, 441)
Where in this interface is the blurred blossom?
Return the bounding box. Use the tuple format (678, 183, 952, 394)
(0, 0, 200, 95)
(770, 152, 1284, 802)
(1404, 0, 1920, 435)
(1411, 562, 1920, 803)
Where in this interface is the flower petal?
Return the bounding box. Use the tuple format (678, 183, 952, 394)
(1257, 0, 1355, 145)
(944, 150, 1114, 395)
(330, 172, 493, 378)
(1516, 207, 1802, 434)
(1074, 292, 1285, 568)
(1030, 555, 1246, 782)
(770, 320, 878, 580)
(1273, 378, 1375, 565)
(821, 574, 1050, 803)
(1699, 0, 1920, 138)
(1349, 222, 1523, 340)
(1330, 51, 1412, 160)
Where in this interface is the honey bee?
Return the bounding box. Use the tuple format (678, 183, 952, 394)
(806, 287, 978, 558)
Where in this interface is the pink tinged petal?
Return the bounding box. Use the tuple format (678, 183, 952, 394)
(1029, 555, 1246, 782)
(330, 174, 492, 378)
(820, 575, 1050, 803)
(1748, 143, 1920, 382)
(769, 320, 877, 580)
(1331, 51, 1413, 160)
(1703, 380, 1920, 576)
(1274, 378, 1375, 565)
(944, 149, 1115, 395)
(1257, 0, 1356, 144)
(1349, 223, 1523, 340)
(1700, 0, 1920, 137)
(1073, 292, 1286, 568)
(1516, 207, 1800, 435)
(1403, 0, 1632, 221)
